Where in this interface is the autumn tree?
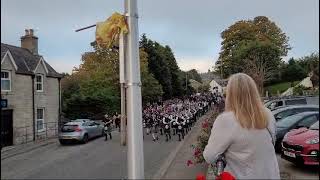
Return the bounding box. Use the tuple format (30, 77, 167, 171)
(215, 16, 290, 92)
(62, 45, 163, 119)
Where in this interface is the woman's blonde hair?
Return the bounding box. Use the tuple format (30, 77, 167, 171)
(225, 73, 268, 129)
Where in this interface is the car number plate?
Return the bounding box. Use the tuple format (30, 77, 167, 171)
(62, 136, 73, 139)
(283, 151, 296, 158)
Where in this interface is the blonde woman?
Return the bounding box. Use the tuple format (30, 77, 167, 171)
(203, 73, 280, 179)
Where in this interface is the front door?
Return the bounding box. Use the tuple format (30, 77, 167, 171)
(1, 109, 13, 147)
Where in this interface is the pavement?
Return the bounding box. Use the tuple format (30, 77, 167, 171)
(1, 110, 212, 179)
(1, 138, 57, 160)
(161, 111, 210, 179)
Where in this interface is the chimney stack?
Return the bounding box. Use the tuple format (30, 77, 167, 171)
(21, 29, 38, 55)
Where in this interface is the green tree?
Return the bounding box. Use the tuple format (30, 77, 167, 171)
(297, 53, 319, 88)
(281, 58, 307, 83)
(62, 45, 163, 119)
(233, 40, 282, 94)
(215, 16, 290, 78)
(187, 69, 202, 83)
(140, 34, 184, 99)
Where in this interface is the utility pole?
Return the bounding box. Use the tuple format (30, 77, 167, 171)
(74, 1, 144, 177)
(119, 33, 127, 146)
(125, 0, 145, 179)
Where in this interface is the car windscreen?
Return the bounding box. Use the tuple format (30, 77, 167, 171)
(310, 121, 319, 130)
(276, 114, 303, 128)
(61, 125, 78, 132)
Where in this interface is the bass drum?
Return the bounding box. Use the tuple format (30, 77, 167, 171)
(165, 125, 169, 129)
(178, 125, 182, 130)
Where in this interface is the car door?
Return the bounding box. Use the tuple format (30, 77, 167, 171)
(87, 121, 97, 137)
(294, 114, 318, 129)
(82, 122, 91, 135)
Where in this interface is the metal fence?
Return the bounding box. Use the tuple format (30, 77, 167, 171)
(14, 122, 60, 145)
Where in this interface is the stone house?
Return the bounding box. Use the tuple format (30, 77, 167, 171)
(1, 29, 63, 147)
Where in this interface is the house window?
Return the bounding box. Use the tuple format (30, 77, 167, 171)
(36, 74, 43, 92)
(36, 108, 45, 132)
(1, 71, 11, 91)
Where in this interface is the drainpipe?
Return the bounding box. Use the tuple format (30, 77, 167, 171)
(32, 75, 35, 141)
(58, 78, 61, 133)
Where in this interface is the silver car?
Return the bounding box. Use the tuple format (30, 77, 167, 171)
(59, 120, 104, 145)
(272, 105, 319, 121)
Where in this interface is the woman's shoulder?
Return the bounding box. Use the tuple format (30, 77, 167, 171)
(217, 111, 235, 120)
(214, 111, 237, 127)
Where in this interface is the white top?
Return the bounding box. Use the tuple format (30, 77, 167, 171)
(203, 108, 280, 179)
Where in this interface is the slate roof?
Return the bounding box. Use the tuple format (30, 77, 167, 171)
(1, 43, 63, 78)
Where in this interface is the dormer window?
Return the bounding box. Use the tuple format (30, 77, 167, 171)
(36, 74, 43, 92)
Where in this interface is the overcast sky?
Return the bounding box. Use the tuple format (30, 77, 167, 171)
(1, 0, 319, 73)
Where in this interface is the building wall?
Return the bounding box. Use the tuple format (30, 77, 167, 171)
(34, 61, 59, 139)
(1, 55, 34, 144)
(1, 55, 60, 145)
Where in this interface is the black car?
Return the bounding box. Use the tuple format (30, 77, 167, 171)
(275, 111, 319, 152)
(272, 105, 319, 122)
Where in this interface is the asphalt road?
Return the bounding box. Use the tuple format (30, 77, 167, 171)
(277, 155, 319, 180)
(1, 129, 183, 179)
(1, 127, 318, 179)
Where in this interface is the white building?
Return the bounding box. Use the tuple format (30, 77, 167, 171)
(209, 79, 227, 95)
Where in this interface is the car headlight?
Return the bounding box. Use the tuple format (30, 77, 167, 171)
(306, 137, 319, 144)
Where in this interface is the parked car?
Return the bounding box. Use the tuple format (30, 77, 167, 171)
(265, 97, 307, 110)
(281, 121, 319, 165)
(72, 119, 91, 122)
(59, 121, 104, 145)
(275, 111, 319, 152)
(272, 105, 319, 121)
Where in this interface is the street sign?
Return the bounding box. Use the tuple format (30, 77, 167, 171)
(1, 99, 8, 108)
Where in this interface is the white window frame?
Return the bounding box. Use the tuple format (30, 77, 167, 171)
(35, 74, 44, 92)
(1, 70, 11, 92)
(36, 108, 45, 132)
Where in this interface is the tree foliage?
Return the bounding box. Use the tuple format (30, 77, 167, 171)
(215, 16, 290, 81)
(233, 40, 282, 93)
(62, 45, 163, 119)
(281, 58, 307, 83)
(187, 69, 202, 83)
(140, 34, 185, 99)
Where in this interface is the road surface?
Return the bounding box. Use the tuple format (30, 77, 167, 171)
(1, 130, 183, 179)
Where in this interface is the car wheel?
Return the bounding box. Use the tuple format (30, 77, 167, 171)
(82, 134, 89, 144)
(59, 139, 66, 145)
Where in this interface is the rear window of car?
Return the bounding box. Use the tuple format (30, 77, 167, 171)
(61, 125, 78, 132)
(285, 98, 307, 105)
(276, 114, 303, 128)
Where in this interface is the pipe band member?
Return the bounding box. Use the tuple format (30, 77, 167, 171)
(104, 114, 113, 141)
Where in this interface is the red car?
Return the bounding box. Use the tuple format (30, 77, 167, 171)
(281, 121, 319, 166)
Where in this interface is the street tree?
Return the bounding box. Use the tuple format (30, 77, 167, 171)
(233, 40, 282, 94)
(215, 16, 290, 79)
